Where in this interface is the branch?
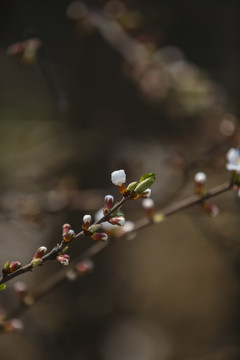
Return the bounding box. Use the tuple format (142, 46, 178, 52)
(8, 179, 233, 312)
(0, 196, 128, 286)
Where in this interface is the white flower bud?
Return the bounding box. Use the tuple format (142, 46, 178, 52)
(142, 188, 151, 198)
(111, 169, 126, 186)
(83, 215, 92, 224)
(142, 198, 154, 209)
(194, 172, 207, 184)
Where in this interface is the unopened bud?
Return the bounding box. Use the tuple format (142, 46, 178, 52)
(194, 172, 207, 184)
(82, 214, 92, 231)
(31, 258, 43, 268)
(203, 203, 219, 217)
(33, 246, 47, 259)
(194, 172, 207, 195)
(104, 195, 114, 215)
(109, 216, 125, 226)
(4, 318, 24, 332)
(91, 232, 108, 242)
(111, 170, 127, 195)
(142, 198, 155, 218)
(57, 254, 70, 266)
(111, 169, 126, 186)
(76, 259, 94, 275)
(62, 223, 71, 238)
(63, 229, 75, 242)
(14, 281, 28, 301)
(3, 261, 21, 274)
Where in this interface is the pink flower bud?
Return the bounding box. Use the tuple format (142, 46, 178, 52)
(63, 229, 75, 242)
(62, 223, 71, 237)
(14, 281, 28, 301)
(31, 258, 43, 268)
(203, 203, 219, 217)
(91, 232, 108, 242)
(104, 195, 114, 215)
(109, 216, 125, 226)
(8, 261, 21, 274)
(76, 259, 94, 275)
(82, 214, 92, 231)
(33, 246, 47, 259)
(4, 318, 24, 332)
(57, 254, 70, 266)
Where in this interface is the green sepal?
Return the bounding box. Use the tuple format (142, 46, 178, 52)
(3, 261, 10, 270)
(88, 224, 101, 234)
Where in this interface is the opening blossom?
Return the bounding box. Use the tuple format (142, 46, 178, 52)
(226, 148, 240, 173)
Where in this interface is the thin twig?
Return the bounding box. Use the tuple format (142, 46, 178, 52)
(11, 180, 233, 307)
(0, 196, 128, 286)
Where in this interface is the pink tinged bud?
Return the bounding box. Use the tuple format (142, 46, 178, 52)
(31, 258, 43, 268)
(204, 203, 219, 217)
(76, 259, 94, 275)
(62, 223, 71, 237)
(63, 229, 75, 242)
(104, 195, 114, 215)
(57, 254, 70, 266)
(33, 246, 47, 259)
(91, 232, 108, 242)
(109, 216, 125, 226)
(4, 318, 24, 332)
(8, 261, 21, 274)
(82, 214, 92, 231)
(14, 281, 28, 300)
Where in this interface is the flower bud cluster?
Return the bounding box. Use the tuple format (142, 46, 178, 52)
(30, 246, 48, 268)
(62, 224, 75, 242)
(111, 170, 156, 199)
(82, 208, 109, 242)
